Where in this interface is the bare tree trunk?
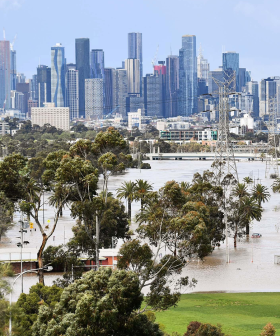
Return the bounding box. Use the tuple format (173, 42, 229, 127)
(234, 224, 237, 248)
(37, 233, 48, 284)
(128, 200, 132, 222)
(246, 223, 250, 236)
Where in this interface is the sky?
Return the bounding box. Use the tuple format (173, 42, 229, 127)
(0, 0, 279, 81)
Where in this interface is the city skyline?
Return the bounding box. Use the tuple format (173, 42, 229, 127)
(0, 0, 280, 81)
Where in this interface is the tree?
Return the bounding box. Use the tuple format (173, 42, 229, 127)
(0, 263, 13, 335)
(134, 179, 153, 210)
(243, 176, 253, 184)
(117, 181, 136, 222)
(252, 184, 270, 206)
(14, 283, 62, 336)
(272, 178, 280, 193)
(0, 192, 14, 241)
(184, 322, 228, 336)
(32, 268, 164, 336)
(260, 323, 276, 336)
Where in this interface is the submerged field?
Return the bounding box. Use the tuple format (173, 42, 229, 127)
(155, 293, 280, 336)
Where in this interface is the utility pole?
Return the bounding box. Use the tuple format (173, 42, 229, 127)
(265, 97, 279, 178)
(212, 73, 239, 263)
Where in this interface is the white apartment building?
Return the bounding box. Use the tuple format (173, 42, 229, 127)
(31, 103, 70, 131)
(128, 109, 142, 130)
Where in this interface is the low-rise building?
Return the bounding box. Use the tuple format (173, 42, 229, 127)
(128, 109, 142, 130)
(160, 128, 217, 142)
(31, 102, 70, 131)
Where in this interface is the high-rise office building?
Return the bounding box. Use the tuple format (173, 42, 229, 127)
(75, 38, 90, 118)
(222, 51, 239, 91)
(30, 74, 38, 101)
(208, 67, 224, 94)
(179, 35, 197, 116)
(37, 65, 51, 107)
(16, 82, 29, 116)
(91, 49, 105, 79)
(128, 32, 142, 96)
(115, 68, 128, 117)
(197, 47, 209, 86)
(85, 78, 103, 120)
(66, 64, 79, 120)
(126, 94, 144, 115)
(0, 40, 11, 109)
(154, 61, 166, 117)
(143, 73, 163, 117)
(104, 68, 116, 116)
(16, 73, 26, 84)
(259, 77, 280, 117)
(246, 81, 259, 117)
(125, 59, 140, 94)
(10, 49, 16, 91)
(166, 55, 179, 118)
(239, 68, 251, 92)
(51, 43, 66, 107)
(10, 90, 24, 112)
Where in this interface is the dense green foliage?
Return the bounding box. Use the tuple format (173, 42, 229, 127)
(32, 268, 163, 336)
(14, 283, 63, 336)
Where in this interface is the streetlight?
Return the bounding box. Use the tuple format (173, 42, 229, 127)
(9, 265, 53, 335)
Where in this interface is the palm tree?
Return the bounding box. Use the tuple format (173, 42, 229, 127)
(232, 183, 249, 199)
(272, 178, 280, 193)
(252, 184, 270, 206)
(134, 179, 153, 210)
(117, 181, 136, 222)
(243, 177, 253, 184)
(240, 196, 263, 237)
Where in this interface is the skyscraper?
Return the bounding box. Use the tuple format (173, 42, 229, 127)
(125, 59, 140, 94)
(66, 64, 79, 120)
(179, 35, 197, 116)
(197, 46, 209, 86)
(10, 49, 16, 91)
(154, 61, 166, 117)
(37, 65, 51, 107)
(208, 67, 223, 94)
(128, 32, 142, 96)
(104, 68, 116, 116)
(115, 68, 128, 117)
(91, 49, 105, 79)
(85, 78, 103, 120)
(30, 74, 38, 101)
(246, 81, 259, 117)
(51, 43, 66, 107)
(0, 40, 11, 109)
(16, 82, 29, 116)
(166, 55, 179, 118)
(143, 73, 163, 117)
(259, 77, 280, 117)
(222, 51, 239, 91)
(75, 38, 90, 118)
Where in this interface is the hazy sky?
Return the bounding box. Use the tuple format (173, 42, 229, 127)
(0, 0, 279, 81)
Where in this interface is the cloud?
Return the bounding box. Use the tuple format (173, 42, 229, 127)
(0, 0, 23, 9)
(234, 1, 280, 29)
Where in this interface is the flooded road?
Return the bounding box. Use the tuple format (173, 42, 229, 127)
(2, 159, 280, 300)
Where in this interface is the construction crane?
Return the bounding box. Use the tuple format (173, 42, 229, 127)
(103, 106, 120, 119)
(151, 45, 159, 68)
(10, 34, 17, 50)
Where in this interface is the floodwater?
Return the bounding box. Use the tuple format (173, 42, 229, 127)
(2, 159, 280, 300)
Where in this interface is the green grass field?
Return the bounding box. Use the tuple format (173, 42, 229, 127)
(154, 293, 280, 336)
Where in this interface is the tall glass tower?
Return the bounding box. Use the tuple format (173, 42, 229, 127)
(51, 43, 66, 107)
(222, 51, 239, 92)
(75, 38, 90, 118)
(128, 33, 142, 96)
(179, 35, 197, 116)
(91, 49, 104, 79)
(0, 40, 11, 109)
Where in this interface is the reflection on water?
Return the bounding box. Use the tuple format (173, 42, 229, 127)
(5, 160, 280, 299)
(108, 160, 280, 293)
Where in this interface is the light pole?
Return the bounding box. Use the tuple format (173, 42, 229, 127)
(9, 266, 53, 335)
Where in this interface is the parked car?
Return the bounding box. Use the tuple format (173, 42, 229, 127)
(252, 233, 262, 238)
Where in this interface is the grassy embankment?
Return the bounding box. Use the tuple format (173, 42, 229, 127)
(155, 293, 280, 336)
